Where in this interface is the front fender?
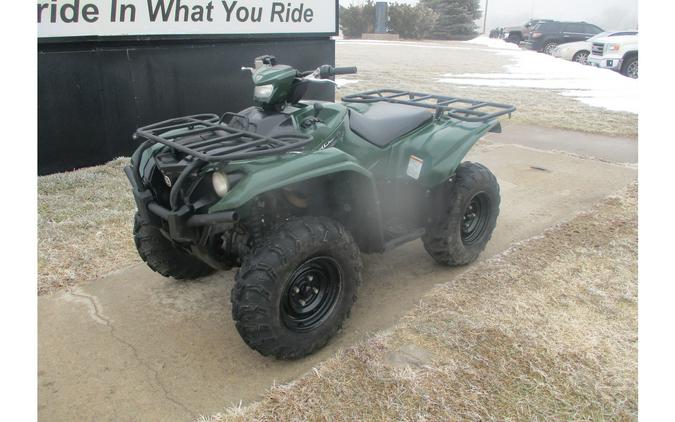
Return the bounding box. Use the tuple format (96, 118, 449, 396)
(208, 148, 374, 212)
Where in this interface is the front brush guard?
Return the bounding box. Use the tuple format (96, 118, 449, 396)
(125, 112, 313, 242)
(124, 141, 237, 243)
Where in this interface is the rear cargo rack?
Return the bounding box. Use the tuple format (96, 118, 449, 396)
(342, 89, 515, 123)
(134, 113, 313, 163)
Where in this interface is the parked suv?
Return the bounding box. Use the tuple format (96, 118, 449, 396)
(521, 21, 604, 54)
(503, 19, 552, 44)
(587, 33, 638, 78)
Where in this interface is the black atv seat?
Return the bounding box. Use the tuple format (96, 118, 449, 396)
(349, 102, 433, 148)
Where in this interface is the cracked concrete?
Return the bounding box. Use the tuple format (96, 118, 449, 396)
(40, 290, 195, 421)
(38, 138, 637, 421)
(69, 289, 195, 417)
(61, 288, 110, 326)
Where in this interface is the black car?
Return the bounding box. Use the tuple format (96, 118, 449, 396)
(520, 21, 604, 54)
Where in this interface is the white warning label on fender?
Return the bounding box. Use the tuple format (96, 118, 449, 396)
(406, 155, 423, 180)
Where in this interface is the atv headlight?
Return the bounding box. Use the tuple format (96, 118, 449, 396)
(212, 171, 230, 197)
(254, 84, 274, 100)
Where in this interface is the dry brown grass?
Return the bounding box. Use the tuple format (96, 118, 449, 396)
(37, 158, 138, 295)
(207, 184, 637, 421)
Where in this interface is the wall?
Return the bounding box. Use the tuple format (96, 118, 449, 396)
(38, 38, 335, 174)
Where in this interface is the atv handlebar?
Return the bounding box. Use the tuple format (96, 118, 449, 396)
(332, 66, 358, 75)
(317, 65, 358, 79)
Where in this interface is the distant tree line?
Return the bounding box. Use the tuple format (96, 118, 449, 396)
(339, 0, 482, 40)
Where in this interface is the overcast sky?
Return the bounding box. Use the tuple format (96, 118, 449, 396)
(339, 0, 638, 32)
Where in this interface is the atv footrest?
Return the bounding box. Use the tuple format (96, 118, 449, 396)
(383, 218, 426, 251)
(383, 228, 426, 251)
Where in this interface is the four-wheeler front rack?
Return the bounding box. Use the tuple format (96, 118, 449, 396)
(342, 89, 515, 123)
(134, 113, 314, 163)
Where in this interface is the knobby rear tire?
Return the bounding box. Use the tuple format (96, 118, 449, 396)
(422, 162, 500, 266)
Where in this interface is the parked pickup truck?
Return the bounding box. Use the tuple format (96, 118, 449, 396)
(552, 30, 638, 64)
(587, 33, 638, 78)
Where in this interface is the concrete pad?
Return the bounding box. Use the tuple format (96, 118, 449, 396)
(486, 124, 638, 163)
(38, 144, 636, 421)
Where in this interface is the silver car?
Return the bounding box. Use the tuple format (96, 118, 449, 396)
(552, 30, 638, 64)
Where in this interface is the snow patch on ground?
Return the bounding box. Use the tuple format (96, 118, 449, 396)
(335, 78, 360, 88)
(337, 39, 476, 51)
(441, 37, 638, 114)
(464, 36, 521, 50)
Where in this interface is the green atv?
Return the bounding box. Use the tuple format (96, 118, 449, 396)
(125, 55, 515, 359)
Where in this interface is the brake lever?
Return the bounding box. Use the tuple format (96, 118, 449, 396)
(311, 79, 339, 87)
(304, 69, 339, 88)
(241, 66, 254, 73)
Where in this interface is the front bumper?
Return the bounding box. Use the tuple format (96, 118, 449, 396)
(124, 162, 237, 243)
(588, 55, 622, 71)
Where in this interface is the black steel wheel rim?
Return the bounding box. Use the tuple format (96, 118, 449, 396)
(281, 256, 342, 332)
(461, 192, 490, 245)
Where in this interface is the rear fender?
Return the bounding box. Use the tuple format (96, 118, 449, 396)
(393, 120, 499, 188)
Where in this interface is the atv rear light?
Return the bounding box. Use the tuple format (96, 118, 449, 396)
(212, 171, 230, 197)
(531, 32, 542, 38)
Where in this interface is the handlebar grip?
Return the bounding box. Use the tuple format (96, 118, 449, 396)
(332, 66, 357, 75)
(317, 65, 358, 79)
